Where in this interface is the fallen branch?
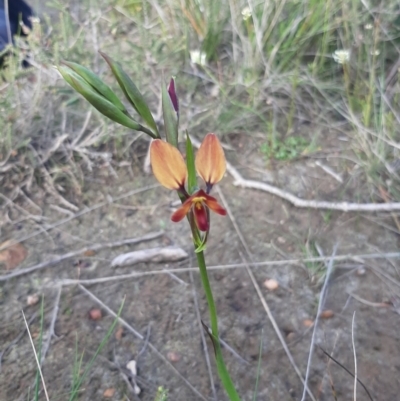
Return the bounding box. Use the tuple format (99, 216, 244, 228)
(111, 246, 188, 267)
(0, 231, 164, 281)
(228, 162, 400, 212)
(54, 250, 400, 287)
(189, 135, 400, 212)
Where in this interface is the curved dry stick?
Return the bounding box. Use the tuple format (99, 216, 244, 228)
(189, 135, 400, 212)
(227, 162, 400, 212)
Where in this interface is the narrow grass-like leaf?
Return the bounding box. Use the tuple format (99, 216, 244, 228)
(61, 61, 127, 112)
(100, 52, 159, 138)
(162, 83, 179, 147)
(252, 330, 264, 401)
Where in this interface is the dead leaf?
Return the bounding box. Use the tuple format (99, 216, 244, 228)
(319, 310, 334, 319)
(303, 319, 314, 328)
(103, 388, 115, 398)
(263, 278, 279, 291)
(88, 308, 102, 321)
(0, 240, 28, 270)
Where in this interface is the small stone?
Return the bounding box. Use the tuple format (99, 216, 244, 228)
(356, 266, 366, 275)
(103, 388, 115, 398)
(167, 351, 181, 362)
(303, 319, 314, 328)
(88, 308, 102, 321)
(319, 310, 334, 319)
(83, 249, 96, 257)
(27, 294, 39, 306)
(263, 278, 279, 291)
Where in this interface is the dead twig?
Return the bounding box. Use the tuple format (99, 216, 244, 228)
(40, 286, 62, 364)
(318, 346, 374, 401)
(40, 167, 79, 212)
(0, 184, 159, 253)
(22, 310, 50, 401)
(228, 162, 400, 212)
(351, 312, 358, 401)
(189, 135, 400, 212)
(347, 292, 390, 308)
(0, 231, 164, 281)
(53, 250, 400, 287)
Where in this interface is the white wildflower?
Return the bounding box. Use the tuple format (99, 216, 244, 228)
(370, 49, 380, 56)
(332, 49, 350, 64)
(364, 23, 373, 30)
(190, 50, 207, 66)
(241, 6, 252, 21)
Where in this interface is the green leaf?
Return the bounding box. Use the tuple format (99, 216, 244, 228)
(100, 52, 159, 138)
(162, 83, 179, 147)
(185, 132, 197, 194)
(58, 66, 143, 131)
(61, 61, 127, 112)
(201, 322, 242, 401)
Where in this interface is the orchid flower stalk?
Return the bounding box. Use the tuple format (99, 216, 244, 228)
(150, 134, 241, 401)
(59, 55, 241, 400)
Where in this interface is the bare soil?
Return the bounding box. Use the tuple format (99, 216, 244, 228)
(1, 131, 400, 401)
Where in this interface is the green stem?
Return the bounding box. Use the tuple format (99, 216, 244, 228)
(195, 250, 241, 401)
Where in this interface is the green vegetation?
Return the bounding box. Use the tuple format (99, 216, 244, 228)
(1, 0, 399, 195)
(260, 136, 310, 161)
(1, 0, 399, 398)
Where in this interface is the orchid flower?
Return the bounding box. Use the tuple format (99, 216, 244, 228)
(150, 133, 227, 232)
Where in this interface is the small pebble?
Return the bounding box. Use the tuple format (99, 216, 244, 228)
(27, 294, 39, 306)
(319, 310, 334, 319)
(167, 351, 181, 362)
(88, 308, 102, 321)
(263, 278, 279, 291)
(103, 388, 115, 398)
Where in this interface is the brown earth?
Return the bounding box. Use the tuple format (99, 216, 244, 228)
(1, 130, 400, 401)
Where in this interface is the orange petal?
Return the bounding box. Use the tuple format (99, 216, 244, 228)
(171, 197, 193, 222)
(150, 140, 187, 190)
(195, 133, 226, 185)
